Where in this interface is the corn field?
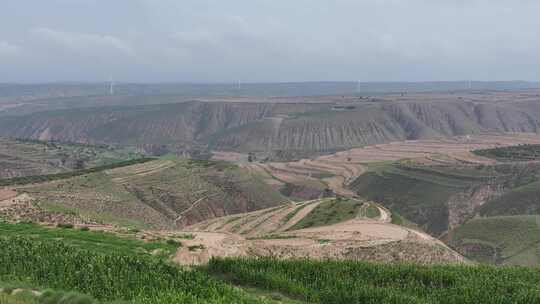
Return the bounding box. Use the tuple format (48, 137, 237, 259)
(0, 237, 265, 304)
(208, 257, 540, 304)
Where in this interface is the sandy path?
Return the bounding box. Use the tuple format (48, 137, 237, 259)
(376, 205, 392, 223)
(172, 232, 247, 265)
(0, 193, 31, 208)
(174, 193, 220, 224)
(0, 189, 17, 202)
(286, 219, 410, 243)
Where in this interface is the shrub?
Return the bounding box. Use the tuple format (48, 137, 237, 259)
(56, 224, 74, 229)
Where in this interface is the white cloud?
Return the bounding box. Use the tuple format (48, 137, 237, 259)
(3, 0, 540, 82)
(0, 41, 21, 57)
(29, 27, 134, 57)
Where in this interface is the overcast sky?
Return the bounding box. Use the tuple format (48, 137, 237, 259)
(1, 0, 539, 83)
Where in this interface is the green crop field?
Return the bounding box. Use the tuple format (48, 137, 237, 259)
(0, 221, 178, 257)
(4, 222, 540, 303)
(0, 293, 37, 304)
(0, 237, 267, 304)
(208, 257, 540, 304)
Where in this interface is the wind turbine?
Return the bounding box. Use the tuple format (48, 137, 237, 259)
(109, 76, 115, 96)
(356, 80, 361, 94)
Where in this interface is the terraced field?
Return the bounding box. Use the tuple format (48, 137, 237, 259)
(0, 137, 142, 179)
(4, 134, 540, 267)
(3, 157, 285, 229)
(240, 134, 540, 200)
(181, 198, 465, 265)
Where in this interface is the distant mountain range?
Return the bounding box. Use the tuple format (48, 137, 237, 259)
(1, 81, 539, 99)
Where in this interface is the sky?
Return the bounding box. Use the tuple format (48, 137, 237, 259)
(1, 0, 539, 83)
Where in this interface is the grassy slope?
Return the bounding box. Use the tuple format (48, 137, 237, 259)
(479, 181, 540, 216)
(0, 221, 178, 256)
(474, 144, 540, 162)
(21, 157, 286, 229)
(448, 215, 540, 266)
(350, 161, 540, 236)
(350, 163, 463, 235)
(289, 198, 364, 230)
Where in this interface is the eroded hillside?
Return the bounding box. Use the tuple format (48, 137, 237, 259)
(2, 91, 540, 159)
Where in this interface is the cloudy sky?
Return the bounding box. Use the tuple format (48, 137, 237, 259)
(1, 0, 539, 83)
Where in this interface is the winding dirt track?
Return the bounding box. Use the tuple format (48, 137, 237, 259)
(187, 134, 540, 265)
(177, 197, 466, 265)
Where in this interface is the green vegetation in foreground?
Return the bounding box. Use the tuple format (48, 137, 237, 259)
(208, 257, 540, 304)
(6, 225, 540, 304)
(288, 198, 363, 230)
(0, 222, 178, 257)
(474, 144, 540, 161)
(0, 237, 267, 304)
(0, 158, 155, 187)
(0, 293, 37, 304)
(448, 215, 540, 266)
(0, 289, 101, 304)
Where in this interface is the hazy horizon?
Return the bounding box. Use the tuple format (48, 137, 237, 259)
(2, 1, 540, 83)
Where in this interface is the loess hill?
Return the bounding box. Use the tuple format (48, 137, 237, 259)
(2, 91, 540, 159)
(3, 157, 285, 229)
(348, 144, 540, 266)
(0, 137, 141, 179)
